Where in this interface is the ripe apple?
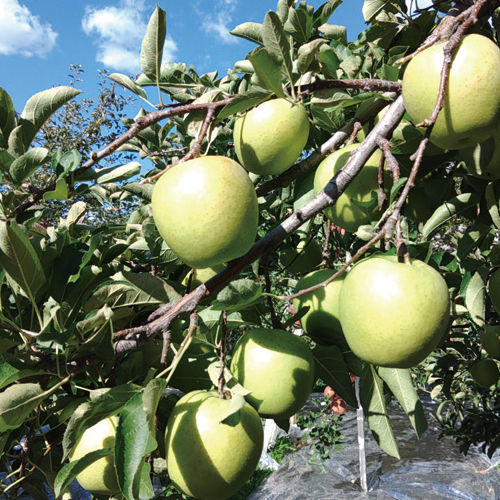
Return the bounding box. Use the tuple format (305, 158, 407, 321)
(339, 255, 450, 368)
(487, 268, 500, 316)
(480, 325, 500, 359)
(152, 156, 258, 268)
(230, 328, 315, 419)
(69, 416, 120, 496)
(293, 269, 346, 347)
(313, 143, 384, 233)
(469, 359, 500, 387)
(233, 98, 309, 175)
(165, 390, 263, 500)
(460, 125, 500, 180)
(402, 34, 500, 150)
(278, 236, 323, 274)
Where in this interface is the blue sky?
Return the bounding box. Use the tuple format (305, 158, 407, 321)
(0, 0, 373, 111)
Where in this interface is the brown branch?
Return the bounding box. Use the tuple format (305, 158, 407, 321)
(160, 328, 172, 366)
(296, 79, 401, 98)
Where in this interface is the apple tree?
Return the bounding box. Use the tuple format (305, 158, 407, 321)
(0, 0, 499, 498)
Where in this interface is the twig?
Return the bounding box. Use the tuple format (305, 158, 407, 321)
(160, 328, 172, 366)
(296, 78, 401, 99)
(218, 311, 228, 398)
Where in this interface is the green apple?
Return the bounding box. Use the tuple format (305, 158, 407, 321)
(469, 359, 500, 387)
(182, 264, 225, 289)
(480, 326, 500, 359)
(152, 156, 258, 268)
(402, 34, 500, 150)
(293, 269, 346, 346)
(230, 328, 314, 419)
(278, 237, 322, 274)
(233, 98, 309, 175)
(69, 416, 120, 496)
(460, 125, 500, 180)
(313, 143, 384, 233)
(339, 255, 450, 368)
(487, 268, 500, 316)
(165, 390, 263, 500)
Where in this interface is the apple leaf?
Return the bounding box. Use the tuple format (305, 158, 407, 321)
(53, 448, 113, 498)
(219, 394, 247, 424)
(318, 23, 347, 43)
(377, 367, 427, 439)
(248, 47, 286, 98)
(0, 383, 43, 432)
(284, 7, 309, 44)
(456, 223, 490, 261)
(359, 364, 400, 459)
(0, 87, 16, 139)
(140, 5, 167, 82)
(211, 278, 263, 312)
(485, 183, 500, 229)
(122, 182, 154, 201)
(0, 358, 47, 390)
(297, 39, 326, 74)
(273, 416, 290, 432)
(108, 73, 148, 99)
(362, 0, 392, 23)
(95, 162, 141, 184)
(230, 22, 264, 45)
(464, 268, 488, 327)
(115, 391, 157, 500)
(52, 148, 81, 178)
(313, 0, 343, 26)
(9, 147, 49, 185)
(312, 345, 357, 407)
(43, 178, 69, 201)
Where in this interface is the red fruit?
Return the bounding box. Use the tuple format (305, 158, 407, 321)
(330, 397, 347, 415)
(323, 386, 336, 401)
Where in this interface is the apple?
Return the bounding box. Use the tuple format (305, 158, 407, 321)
(313, 143, 384, 233)
(402, 34, 500, 150)
(469, 359, 500, 388)
(165, 390, 263, 500)
(293, 269, 346, 346)
(339, 255, 450, 368)
(278, 236, 323, 274)
(69, 416, 120, 496)
(487, 268, 500, 316)
(323, 386, 347, 415)
(230, 328, 315, 419)
(233, 98, 309, 175)
(460, 125, 500, 180)
(152, 156, 258, 268)
(480, 326, 500, 359)
(182, 264, 225, 289)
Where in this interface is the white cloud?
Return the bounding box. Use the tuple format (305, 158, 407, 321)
(0, 0, 57, 57)
(200, 1, 239, 44)
(82, 0, 178, 74)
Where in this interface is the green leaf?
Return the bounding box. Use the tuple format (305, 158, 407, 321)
(0, 87, 16, 138)
(465, 268, 488, 327)
(43, 178, 68, 201)
(230, 22, 264, 45)
(220, 394, 246, 424)
(207, 361, 251, 397)
(312, 345, 357, 407)
(0, 148, 14, 174)
(362, 0, 392, 23)
(277, 0, 293, 22)
(377, 367, 427, 438)
(108, 73, 148, 99)
(142, 378, 167, 434)
(318, 23, 347, 43)
(284, 7, 309, 44)
(0, 358, 46, 390)
(485, 183, 500, 229)
(263, 11, 294, 86)
(9, 147, 49, 185)
(248, 48, 285, 98)
(211, 278, 263, 312)
(140, 5, 167, 81)
(0, 220, 46, 300)
(115, 391, 157, 500)
(422, 193, 481, 240)
(20, 86, 82, 148)
(0, 383, 43, 432)
(217, 88, 272, 121)
(456, 223, 490, 261)
(359, 364, 400, 459)
(297, 39, 326, 74)
(53, 149, 81, 178)
(8, 123, 32, 156)
(122, 182, 154, 202)
(313, 0, 343, 26)
(95, 162, 141, 184)
(53, 448, 113, 498)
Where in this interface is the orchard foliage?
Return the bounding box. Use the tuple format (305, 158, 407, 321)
(0, 0, 499, 498)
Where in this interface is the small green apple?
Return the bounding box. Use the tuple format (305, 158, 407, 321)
(152, 156, 258, 268)
(278, 237, 323, 274)
(69, 416, 120, 496)
(402, 34, 500, 150)
(293, 269, 346, 347)
(313, 143, 384, 233)
(182, 264, 225, 289)
(487, 268, 500, 316)
(339, 255, 450, 368)
(481, 325, 500, 359)
(165, 390, 263, 500)
(230, 328, 315, 419)
(233, 98, 309, 175)
(470, 359, 500, 387)
(460, 125, 500, 180)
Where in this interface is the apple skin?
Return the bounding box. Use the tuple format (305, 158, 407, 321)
(293, 269, 346, 347)
(339, 256, 450, 368)
(278, 237, 323, 274)
(402, 34, 500, 150)
(233, 98, 309, 176)
(69, 416, 120, 496)
(487, 268, 500, 317)
(480, 325, 500, 359)
(152, 156, 258, 268)
(230, 328, 315, 419)
(165, 390, 263, 500)
(313, 144, 384, 233)
(469, 359, 500, 387)
(460, 125, 500, 180)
